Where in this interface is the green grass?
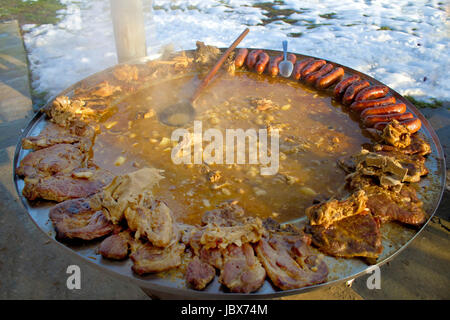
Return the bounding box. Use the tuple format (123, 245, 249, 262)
(405, 95, 444, 109)
(0, 0, 65, 26)
(319, 12, 337, 19)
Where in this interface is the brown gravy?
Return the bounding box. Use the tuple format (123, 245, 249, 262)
(92, 71, 371, 224)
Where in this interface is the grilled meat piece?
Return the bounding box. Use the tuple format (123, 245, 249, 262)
(130, 241, 185, 275)
(21, 122, 95, 152)
(125, 197, 176, 247)
(74, 80, 121, 99)
(375, 150, 428, 183)
(306, 212, 383, 259)
(186, 256, 216, 290)
(189, 202, 264, 250)
(306, 190, 369, 228)
(90, 167, 164, 224)
(380, 119, 412, 148)
(219, 243, 266, 293)
(255, 223, 328, 290)
(49, 198, 115, 240)
(17, 143, 84, 178)
(22, 168, 112, 202)
(365, 185, 427, 226)
(99, 231, 132, 260)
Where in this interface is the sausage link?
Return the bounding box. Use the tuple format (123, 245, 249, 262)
(292, 58, 314, 80)
(401, 118, 422, 133)
(374, 118, 421, 133)
(315, 67, 344, 89)
(255, 51, 270, 74)
(342, 80, 370, 105)
(355, 85, 389, 101)
(333, 75, 360, 98)
(287, 53, 297, 65)
(350, 96, 396, 111)
(363, 112, 413, 127)
(360, 103, 406, 117)
(268, 55, 283, 76)
(246, 49, 263, 69)
(304, 63, 334, 85)
(301, 59, 327, 79)
(235, 48, 249, 68)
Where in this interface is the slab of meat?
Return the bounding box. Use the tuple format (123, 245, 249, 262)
(186, 256, 216, 290)
(49, 198, 115, 240)
(125, 197, 176, 247)
(306, 190, 369, 228)
(21, 122, 95, 153)
(219, 243, 266, 293)
(305, 212, 383, 259)
(17, 143, 84, 178)
(256, 221, 328, 290)
(90, 167, 164, 224)
(364, 185, 427, 226)
(22, 168, 112, 202)
(188, 202, 264, 250)
(99, 231, 132, 260)
(130, 241, 185, 275)
(375, 150, 428, 183)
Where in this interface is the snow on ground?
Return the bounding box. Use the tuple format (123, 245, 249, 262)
(22, 0, 450, 103)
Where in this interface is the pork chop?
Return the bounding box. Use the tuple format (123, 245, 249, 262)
(130, 241, 185, 275)
(305, 212, 383, 259)
(99, 231, 132, 260)
(219, 243, 266, 293)
(256, 221, 328, 290)
(49, 198, 115, 240)
(186, 256, 216, 290)
(22, 168, 112, 202)
(17, 143, 84, 178)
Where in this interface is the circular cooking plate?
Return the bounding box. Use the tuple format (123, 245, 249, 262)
(13, 50, 446, 299)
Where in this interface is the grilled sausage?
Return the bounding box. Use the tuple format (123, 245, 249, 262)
(374, 118, 422, 133)
(360, 103, 406, 117)
(350, 96, 396, 111)
(355, 85, 389, 101)
(269, 55, 283, 76)
(246, 49, 263, 69)
(315, 67, 344, 89)
(268, 54, 297, 77)
(235, 48, 249, 68)
(401, 118, 422, 133)
(301, 59, 327, 79)
(334, 75, 360, 98)
(363, 112, 413, 127)
(342, 80, 370, 105)
(304, 63, 334, 85)
(292, 58, 314, 80)
(255, 51, 270, 74)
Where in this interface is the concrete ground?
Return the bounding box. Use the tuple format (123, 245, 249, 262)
(0, 20, 448, 300)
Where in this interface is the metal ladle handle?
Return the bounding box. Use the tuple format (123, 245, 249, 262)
(190, 28, 250, 103)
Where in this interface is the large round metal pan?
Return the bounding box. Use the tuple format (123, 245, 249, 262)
(12, 49, 446, 299)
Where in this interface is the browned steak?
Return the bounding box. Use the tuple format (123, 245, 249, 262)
(49, 198, 115, 240)
(22, 168, 112, 202)
(306, 213, 383, 259)
(130, 241, 185, 275)
(21, 122, 94, 152)
(17, 144, 83, 178)
(365, 185, 427, 226)
(186, 256, 216, 290)
(255, 226, 328, 290)
(219, 243, 266, 293)
(99, 231, 132, 260)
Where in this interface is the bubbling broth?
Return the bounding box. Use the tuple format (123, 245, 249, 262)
(93, 71, 371, 224)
